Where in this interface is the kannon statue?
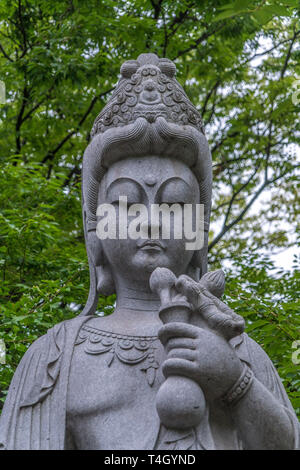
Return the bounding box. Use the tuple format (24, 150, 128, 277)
(0, 53, 299, 450)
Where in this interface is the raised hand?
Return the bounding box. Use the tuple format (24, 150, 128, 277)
(175, 270, 245, 341)
(158, 321, 244, 399)
(150, 268, 245, 401)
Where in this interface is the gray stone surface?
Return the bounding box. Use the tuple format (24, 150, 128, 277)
(0, 53, 299, 450)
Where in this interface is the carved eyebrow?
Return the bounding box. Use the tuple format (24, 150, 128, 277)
(106, 177, 145, 197)
(156, 177, 194, 198)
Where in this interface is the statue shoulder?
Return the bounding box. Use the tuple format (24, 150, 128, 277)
(9, 316, 90, 408)
(0, 318, 87, 450)
(28, 315, 92, 347)
(18, 316, 81, 357)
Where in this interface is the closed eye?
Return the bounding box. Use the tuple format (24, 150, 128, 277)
(160, 202, 186, 206)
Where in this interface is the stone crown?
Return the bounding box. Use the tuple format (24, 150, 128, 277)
(91, 53, 204, 137)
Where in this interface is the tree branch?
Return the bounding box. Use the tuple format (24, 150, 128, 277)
(264, 120, 273, 181)
(166, 3, 195, 39)
(280, 31, 298, 79)
(150, 0, 163, 20)
(15, 83, 30, 153)
(62, 166, 81, 187)
(213, 196, 245, 212)
(223, 166, 260, 228)
(209, 164, 299, 251)
(239, 31, 300, 69)
(204, 88, 219, 125)
(173, 24, 224, 59)
(21, 83, 56, 124)
(211, 131, 239, 156)
(0, 42, 13, 62)
(17, 0, 28, 58)
(201, 80, 220, 117)
(42, 87, 114, 165)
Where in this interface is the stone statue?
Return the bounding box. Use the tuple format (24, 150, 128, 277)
(0, 53, 299, 450)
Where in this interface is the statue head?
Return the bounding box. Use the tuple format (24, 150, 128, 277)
(80, 53, 212, 315)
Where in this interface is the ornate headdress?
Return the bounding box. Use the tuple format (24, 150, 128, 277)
(80, 53, 212, 316)
(91, 53, 205, 137)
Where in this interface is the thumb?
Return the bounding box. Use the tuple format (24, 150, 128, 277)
(175, 275, 201, 306)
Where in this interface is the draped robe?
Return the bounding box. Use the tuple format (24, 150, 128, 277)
(0, 316, 299, 450)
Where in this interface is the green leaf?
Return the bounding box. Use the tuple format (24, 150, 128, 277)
(278, 0, 299, 6)
(252, 9, 275, 24)
(246, 320, 270, 332)
(232, 0, 254, 11)
(213, 9, 238, 22)
(262, 4, 291, 16)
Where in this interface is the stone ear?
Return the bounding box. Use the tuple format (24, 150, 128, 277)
(87, 230, 103, 267)
(86, 230, 116, 296)
(96, 265, 115, 296)
(190, 246, 208, 280)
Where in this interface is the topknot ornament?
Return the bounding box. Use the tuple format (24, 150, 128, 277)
(91, 53, 204, 137)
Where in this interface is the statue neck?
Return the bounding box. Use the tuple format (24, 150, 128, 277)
(112, 274, 161, 325)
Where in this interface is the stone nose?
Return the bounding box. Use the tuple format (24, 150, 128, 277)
(144, 81, 155, 91)
(140, 213, 161, 239)
(139, 80, 161, 105)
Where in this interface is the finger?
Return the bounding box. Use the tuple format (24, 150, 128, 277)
(207, 291, 244, 323)
(176, 276, 217, 312)
(162, 358, 198, 380)
(175, 275, 200, 304)
(158, 322, 199, 346)
(165, 337, 196, 353)
(199, 289, 244, 339)
(167, 348, 196, 361)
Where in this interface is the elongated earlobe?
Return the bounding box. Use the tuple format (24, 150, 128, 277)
(87, 231, 116, 296)
(190, 246, 208, 280)
(96, 264, 115, 296)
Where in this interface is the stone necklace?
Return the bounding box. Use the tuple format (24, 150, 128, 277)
(75, 323, 160, 386)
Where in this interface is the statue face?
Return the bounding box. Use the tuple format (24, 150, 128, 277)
(98, 156, 200, 282)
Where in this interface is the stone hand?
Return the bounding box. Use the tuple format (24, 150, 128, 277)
(149, 266, 190, 306)
(159, 321, 244, 399)
(150, 267, 206, 429)
(175, 271, 245, 341)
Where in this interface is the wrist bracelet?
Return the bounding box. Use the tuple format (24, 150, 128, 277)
(222, 364, 254, 407)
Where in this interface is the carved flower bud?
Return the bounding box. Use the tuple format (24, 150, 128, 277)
(200, 269, 225, 299)
(158, 59, 176, 78)
(120, 60, 139, 78)
(149, 267, 176, 305)
(137, 53, 159, 66)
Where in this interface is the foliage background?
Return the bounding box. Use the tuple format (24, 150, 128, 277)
(0, 0, 299, 418)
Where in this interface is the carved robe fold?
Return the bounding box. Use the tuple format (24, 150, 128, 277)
(0, 317, 89, 450)
(0, 316, 299, 450)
